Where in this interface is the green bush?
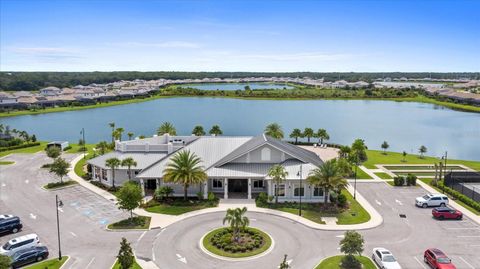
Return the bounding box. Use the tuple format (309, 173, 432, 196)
(63, 145, 72, 151)
(0, 142, 40, 152)
(154, 186, 174, 200)
(207, 192, 216, 201)
(44, 180, 76, 189)
(337, 193, 347, 207)
(341, 255, 361, 269)
(406, 174, 417, 186)
(256, 192, 268, 206)
(393, 176, 405, 186)
(437, 182, 480, 212)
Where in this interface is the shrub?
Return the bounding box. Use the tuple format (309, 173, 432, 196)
(337, 193, 347, 207)
(341, 255, 361, 269)
(406, 174, 417, 186)
(154, 186, 174, 200)
(437, 182, 480, 212)
(45, 180, 76, 189)
(196, 191, 204, 200)
(268, 195, 274, 202)
(329, 191, 338, 203)
(256, 192, 268, 206)
(393, 176, 405, 186)
(63, 145, 72, 151)
(0, 142, 41, 152)
(208, 192, 216, 201)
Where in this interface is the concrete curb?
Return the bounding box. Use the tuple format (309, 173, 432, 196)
(40, 182, 79, 191)
(58, 256, 70, 269)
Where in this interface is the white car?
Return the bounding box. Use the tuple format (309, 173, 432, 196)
(0, 214, 14, 220)
(0, 233, 40, 257)
(372, 248, 402, 269)
(415, 193, 449, 208)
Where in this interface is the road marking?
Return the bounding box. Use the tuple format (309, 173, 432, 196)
(29, 213, 37, 220)
(85, 257, 95, 269)
(413, 256, 427, 269)
(459, 257, 475, 269)
(335, 235, 345, 238)
(58, 207, 64, 213)
(176, 253, 187, 264)
(395, 199, 403, 206)
(375, 199, 382, 206)
(1, 183, 6, 187)
(68, 258, 78, 269)
(70, 231, 77, 237)
(457, 235, 480, 238)
(137, 231, 146, 242)
(251, 218, 257, 221)
(156, 228, 166, 237)
(446, 227, 479, 230)
(152, 247, 156, 261)
(25, 180, 29, 184)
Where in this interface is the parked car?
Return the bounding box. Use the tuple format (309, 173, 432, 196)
(372, 247, 402, 269)
(10, 246, 49, 268)
(424, 248, 456, 269)
(0, 215, 14, 220)
(416, 194, 449, 208)
(0, 234, 39, 257)
(432, 207, 463, 220)
(0, 216, 22, 235)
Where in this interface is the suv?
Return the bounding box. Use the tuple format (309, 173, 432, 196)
(0, 234, 40, 257)
(0, 216, 23, 235)
(424, 248, 456, 269)
(10, 246, 49, 268)
(416, 194, 449, 208)
(432, 207, 462, 220)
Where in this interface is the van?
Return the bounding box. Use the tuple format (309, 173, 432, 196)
(0, 233, 40, 257)
(0, 216, 23, 235)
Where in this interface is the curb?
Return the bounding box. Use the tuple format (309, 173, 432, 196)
(40, 182, 79, 191)
(58, 255, 71, 269)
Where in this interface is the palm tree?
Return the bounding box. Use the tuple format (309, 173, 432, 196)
(316, 129, 330, 145)
(339, 145, 351, 159)
(307, 159, 347, 209)
(0, 124, 4, 134)
(381, 141, 389, 155)
(419, 145, 427, 158)
(109, 122, 115, 144)
(265, 123, 284, 139)
(96, 141, 109, 155)
(127, 132, 134, 140)
(303, 128, 314, 143)
(105, 157, 121, 189)
(121, 157, 137, 181)
(268, 164, 288, 203)
(223, 207, 249, 242)
(157, 122, 177, 135)
(192, 125, 206, 136)
(116, 127, 125, 141)
(163, 150, 207, 200)
(209, 125, 223, 136)
(289, 128, 302, 144)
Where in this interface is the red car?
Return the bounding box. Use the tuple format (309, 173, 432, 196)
(432, 207, 463, 220)
(424, 248, 456, 269)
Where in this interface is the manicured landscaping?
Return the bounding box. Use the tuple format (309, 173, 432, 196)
(23, 256, 68, 269)
(107, 216, 151, 230)
(0, 161, 14, 165)
(143, 197, 219, 215)
(354, 167, 373, 179)
(72, 144, 96, 178)
(395, 172, 436, 177)
(112, 259, 142, 269)
(0, 141, 48, 157)
(374, 172, 392, 179)
(315, 255, 376, 269)
(202, 227, 272, 258)
(384, 165, 465, 170)
(44, 180, 78, 189)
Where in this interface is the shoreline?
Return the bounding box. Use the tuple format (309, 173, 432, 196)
(1, 93, 479, 118)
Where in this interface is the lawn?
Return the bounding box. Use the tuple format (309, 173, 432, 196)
(112, 259, 142, 269)
(0, 161, 14, 165)
(315, 255, 376, 269)
(143, 198, 218, 215)
(71, 144, 96, 178)
(395, 172, 436, 177)
(107, 216, 151, 230)
(384, 165, 465, 170)
(24, 256, 68, 269)
(374, 172, 392, 179)
(355, 167, 373, 179)
(0, 141, 48, 157)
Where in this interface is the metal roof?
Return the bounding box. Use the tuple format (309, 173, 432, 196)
(87, 151, 166, 169)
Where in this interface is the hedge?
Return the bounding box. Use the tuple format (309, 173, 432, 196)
(0, 142, 41, 152)
(437, 182, 480, 212)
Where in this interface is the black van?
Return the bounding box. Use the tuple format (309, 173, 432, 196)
(0, 216, 23, 235)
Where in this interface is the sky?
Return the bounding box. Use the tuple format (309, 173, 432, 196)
(1, 0, 479, 72)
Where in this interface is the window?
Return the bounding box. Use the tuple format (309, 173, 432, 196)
(293, 184, 305, 197)
(261, 147, 271, 161)
(253, 180, 264, 188)
(101, 169, 107, 181)
(275, 184, 285, 197)
(212, 179, 223, 189)
(94, 167, 101, 179)
(313, 187, 324, 197)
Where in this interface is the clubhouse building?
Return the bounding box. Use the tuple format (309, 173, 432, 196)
(88, 133, 326, 202)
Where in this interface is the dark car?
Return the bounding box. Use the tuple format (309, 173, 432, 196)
(432, 207, 463, 220)
(10, 246, 49, 268)
(0, 216, 23, 235)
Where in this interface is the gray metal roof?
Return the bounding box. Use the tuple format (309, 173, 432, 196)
(87, 152, 166, 169)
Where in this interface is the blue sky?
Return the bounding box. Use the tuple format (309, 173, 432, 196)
(1, 0, 479, 72)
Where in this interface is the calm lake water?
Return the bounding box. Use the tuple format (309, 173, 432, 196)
(180, 83, 293, 90)
(2, 97, 479, 161)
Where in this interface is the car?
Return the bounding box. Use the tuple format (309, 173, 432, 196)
(0, 234, 40, 257)
(372, 247, 402, 269)
(0, 215, 14, 220)
(432, 207, 463, 220)
(416, 194, 449, 208)
(424, 248, 456, 269)
(10, 246, 49, 268)
(0, 216, 23, 235)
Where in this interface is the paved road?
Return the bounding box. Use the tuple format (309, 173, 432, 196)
(0, 153, 143, 269)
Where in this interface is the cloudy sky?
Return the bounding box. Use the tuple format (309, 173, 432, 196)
(1, 0, 479, 72)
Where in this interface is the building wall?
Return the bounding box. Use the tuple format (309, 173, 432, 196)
(230, 145, 294, 163)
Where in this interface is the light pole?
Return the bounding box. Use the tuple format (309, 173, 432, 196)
(297, 164, 303, 216)
(81, 128, 86, 159)
(354, 164, 358, 200)
(56, 195, 63, 260)
(441, 151, 448, 193)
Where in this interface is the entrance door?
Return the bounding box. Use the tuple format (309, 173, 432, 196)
(228, 179, 248, 193)
(145, 179, 157, 195)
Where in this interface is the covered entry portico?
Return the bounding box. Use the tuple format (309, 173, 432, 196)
(208, 178, 267, 200)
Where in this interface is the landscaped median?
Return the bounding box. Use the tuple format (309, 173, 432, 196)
(23, 256, 68, 269)
(43, 180, 78, 190)
(107, 216, 151, 230)
(315, 255, 376, 269)
(112, 259, 142, 269)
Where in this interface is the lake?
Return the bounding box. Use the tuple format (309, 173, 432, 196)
(1, 97, 479, 161)
(180, 82, 293, 90)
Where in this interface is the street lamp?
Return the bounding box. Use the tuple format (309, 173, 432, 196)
(80, 128, 86, 159)
(353, 163, 358, 200)
(441, 151, 448, 194)
(297, 164, 303, 216)
(56, 195, 63, 260)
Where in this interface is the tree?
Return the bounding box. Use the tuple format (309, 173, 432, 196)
(157, 122, 177, 135)
(192, 125, 206, 136)
(419, 145, 427, 158)
(307, 159, 347, 209)
(209, 125, 223, 136)
(31, 134, 37, 142)
(268, 164, 288, 204)
(127, 132, 134, 140)
(96, 141, 109, 155)
(303, 127, 314, 143)
(109, 122, 115, 144)
(46, 146, 61, 160)
(279, 254, 291, 269)
(0, 254, 10, 268)
(121, 157, 137, 181)
(339, 145, 351, 159)
(105, 157, 121, 189)
(117, 238, 134, 269)
(49, 157, 70, 183)
(402, 151, 407, 162)
(265, 123, 284, 139)
(316, 129, 330, 145)
(163, 150, 207, 200)
(351, 139, 368, 164)
(117, 182, 143, 218)
(289, 128, 302, 144)
(223, 207, 249, 242)
(381, 141, 389, 154)
(115, 128, 124, 141)
(339, 231, 364, 269)
(336, 158, 353, 178)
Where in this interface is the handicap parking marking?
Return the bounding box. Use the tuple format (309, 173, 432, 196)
(99, 219, 108, 225)
(83, 210, 93, 216)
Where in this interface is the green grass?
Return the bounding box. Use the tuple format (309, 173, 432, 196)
(395, 172, 436, 177)
(112, 259, 142, 269)
(23, 256, 68, 269)
(0, 141, 48, 157)
(202, 227, 272, 258)
(0, 161, 14, 165)
(374, 172, 392, 179)
(274, 207, 326, 224)
(44, 180, 78, 189)
(144, 202, 215, 215)
(355, 167, 373, 179)
(315, 255, 376, 269)
(107, 216, 151, 230)
(335, 190, 371, 224)
(384, 165, 465, 170)
(72, 144, 96, 177)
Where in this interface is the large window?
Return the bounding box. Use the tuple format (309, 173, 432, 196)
(293, 184, 305, 197)
(94, 167, 101, 179)
(212, 179, 223, 189)
(313, 187, 324, 197)
(102, 169, 107, 181)
(253, 180, 264, 188)
(261, 147, 271, 161)
(275, 184, 285, 197)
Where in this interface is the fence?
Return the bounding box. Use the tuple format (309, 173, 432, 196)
(444, 171, 480, 203)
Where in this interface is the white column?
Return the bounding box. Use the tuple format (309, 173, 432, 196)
(268, 180, 272, 196)
(203, 180, 208, 199)
(224, 178, 228, 199)
(140, 179, 145, 196)
(248, 178, 252, 199)
(156, 178, 160, 191)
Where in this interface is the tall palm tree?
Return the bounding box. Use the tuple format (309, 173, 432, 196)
(316, 129, 330, 145)
(289, 128, 302, 144)
(157, 122, 177, 135)
(163, 150, 207, 200)
(209, 125, 223, 136)
(265, 123, 284, 139)
(0, 124, 4, 134)
(268, 164, 288, 203)
(303, 128, 314, 143)
(339, 145, 351, 159)
(127, 132, 134, 140)
(105, 157, 121, 189)
(108, 122, 115, 144)
(116, 127, 125, 141)
(121, 157, 137, 181)
(96, 141, 109, 155)
(192, 125, 206, 136)
(223, 207, 249, 242)
(307, 159, 347, 209)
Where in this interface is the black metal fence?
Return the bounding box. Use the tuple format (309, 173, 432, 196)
(445, 171, 480, 203)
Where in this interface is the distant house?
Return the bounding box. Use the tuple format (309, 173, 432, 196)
(39, 87, 62, 96)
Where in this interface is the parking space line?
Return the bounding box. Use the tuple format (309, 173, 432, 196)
(459, 257, 475, 269)
(85, 257, 95, 269)
(69, 231, 77, 237)
(457, 235, 480, 238)
(152, 247, 156, 261)
(137, 231, 146, 242)
(414, 256, 427, 269)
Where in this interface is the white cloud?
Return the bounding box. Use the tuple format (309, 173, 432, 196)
(112, 41, 200, 49)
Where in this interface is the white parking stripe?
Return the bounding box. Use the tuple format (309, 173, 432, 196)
(69, 231, 77, 237)
(137, 231, 146, 242)
(414, 256, 427, 269)
(152, 246, 156, 261)
(457, 235, 480, 238)
(459, 256, 475, 269)
(85, 257, 95, 269)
